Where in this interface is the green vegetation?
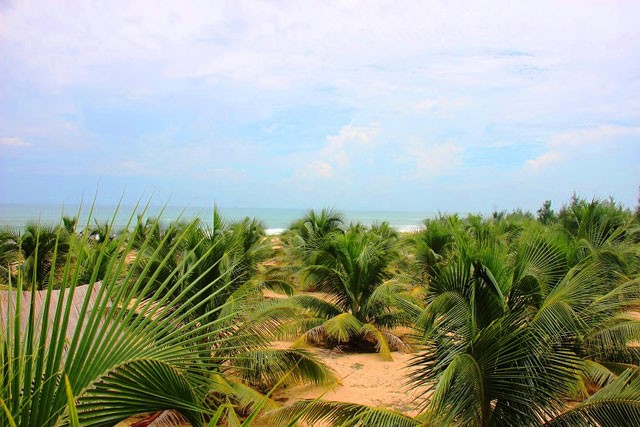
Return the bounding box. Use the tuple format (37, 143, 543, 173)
(1, 194, 639, 426)
(281, 217, 417, 360)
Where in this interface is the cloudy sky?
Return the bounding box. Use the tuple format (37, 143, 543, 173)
(1, 1, 639, 213)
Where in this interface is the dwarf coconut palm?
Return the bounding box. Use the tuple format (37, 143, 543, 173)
(283, 223, 418, 359)
(0, 222, 70, 290)
(407, 217, 456, 285)
(409, 214, 640, 426)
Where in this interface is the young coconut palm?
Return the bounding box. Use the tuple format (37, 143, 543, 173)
(407, 217, 456, 285)
(262, 237, 640, 426)
(0, 222, 70, 290)
(409, 216, 640, 426)
(288, 208, 345, 250)
(285, 223, 419, 360)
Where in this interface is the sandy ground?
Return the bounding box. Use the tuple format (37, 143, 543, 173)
(271, 341, 428, 417)
(261, 289, 429, 415)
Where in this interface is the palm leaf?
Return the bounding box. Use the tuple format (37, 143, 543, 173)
(545, 369, 640, 426)
(261, 400, 421, 427)
(227, 348, 337, 389)
(361, 323, 393, 360)
(323, 312, 363, 343)
(0, 201, 255, 426)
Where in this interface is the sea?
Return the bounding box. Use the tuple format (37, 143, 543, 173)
(0, 203, 432, 235)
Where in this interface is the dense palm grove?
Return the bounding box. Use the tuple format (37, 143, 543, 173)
(1, 195, 639, 426)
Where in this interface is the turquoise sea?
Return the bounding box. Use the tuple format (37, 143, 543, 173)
(0, 203, 433, 234)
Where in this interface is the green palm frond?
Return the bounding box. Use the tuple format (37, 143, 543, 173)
(227, 348, 337, 390)
(584, 319, 640, 363)
(0, 202, 287, 427)
(545, 369, 640, 426)
(78, 359, 206, 426)
(415, 290, 471, 336)
(583, 360, 618, 389)
(225, 380, 280, 416)
(64, 375, 81, 427)
(287, 294, 343, 318)
(261, 400, 421, 427)
(584, 277, 640, 319)
(511, 233, 568, 295)
(425, 352, 484, 426)
(365, 281, 422, 321)
(532, 263, 606, 338)
(361, 323, 393, 360)
(323, 312, 363, 343)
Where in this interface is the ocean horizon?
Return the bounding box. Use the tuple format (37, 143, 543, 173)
(0, 203, 438, 234)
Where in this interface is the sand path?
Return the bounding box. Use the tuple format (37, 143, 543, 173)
(271, 342, 428, 417)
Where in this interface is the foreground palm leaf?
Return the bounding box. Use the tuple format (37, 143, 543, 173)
(0, 204, 248, 426)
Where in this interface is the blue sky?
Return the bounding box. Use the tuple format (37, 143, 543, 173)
(1, 1, 639, 213)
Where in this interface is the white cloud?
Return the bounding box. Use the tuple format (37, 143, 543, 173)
(326, 124, 377, 146)
(292, 124, 379, 180)
(2, 1, 639, 209)
(319, 124, 379, 169)
(0, 137, 31, 147)
(525, 125, 640, 171)
(549, 125, 640, 147)
(524, 150, 562, 170)
(3, 1, 638, 94)
(296, 160, 333, 180)
(404, 140, 463, 180)
(261, 123, 280, 134)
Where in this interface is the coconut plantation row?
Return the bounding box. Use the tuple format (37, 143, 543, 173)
(1, 195, 640, 426)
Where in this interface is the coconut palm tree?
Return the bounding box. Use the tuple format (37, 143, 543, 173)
(0, 227, 20, 284)
(254, 209, 344, 297)
(288, 208, 345, 245)
(408, 212, 640, 426)
(0, 222, 70, 290)
(282, 223, 418, 359)
(132, 211, 271, 332)
(267, 201, 640, 427)
(61, 215, 78, 234)
(284, 208, 344, 270)
(407, 217, 456, 285)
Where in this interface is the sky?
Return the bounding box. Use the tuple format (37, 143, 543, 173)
(1, 0, 639, 213)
